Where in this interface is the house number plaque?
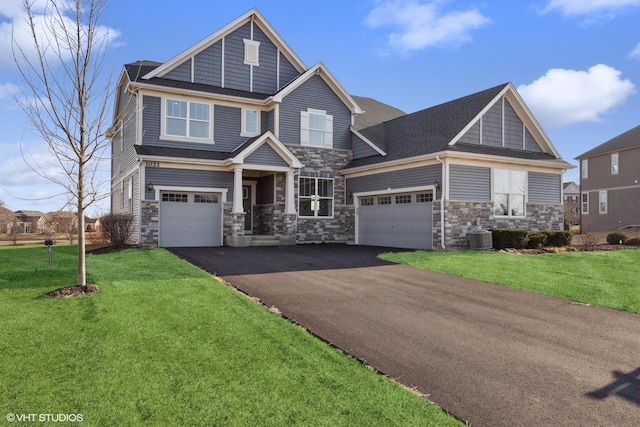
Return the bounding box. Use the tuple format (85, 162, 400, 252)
(145, 161, 160, 168)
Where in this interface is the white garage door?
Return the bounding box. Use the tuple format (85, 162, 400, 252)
(358, 191, 433, 250)
(159, 191, 222, 247)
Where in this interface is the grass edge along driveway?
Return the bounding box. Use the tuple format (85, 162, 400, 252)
(381, 249, 640, 314)
(0, 245, 461, 426)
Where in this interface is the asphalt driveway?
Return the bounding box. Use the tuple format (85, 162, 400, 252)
(169, 245, 640, 426)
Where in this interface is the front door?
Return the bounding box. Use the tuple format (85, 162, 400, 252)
(243, 185, 252, 233)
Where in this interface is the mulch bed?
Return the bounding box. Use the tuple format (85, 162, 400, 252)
(501, 244, 634, 255)
(47, 284, 99, 298)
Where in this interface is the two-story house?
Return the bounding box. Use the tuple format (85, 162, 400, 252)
(576, 124, 640, 232)
(108, 9, 572, 250)
(563, 181, 580, 225)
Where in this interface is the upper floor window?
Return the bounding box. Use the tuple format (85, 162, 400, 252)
(300, 109, 333, 148)
(299, 177, 333, 217)
(581, 159, 588, 179)
(243, 39, 260, 66)
(493, 169, 526, 217)
(611, 153, 619, 175)
(241, 108, 260, 136)
(599, 191, 607, 214)
(581, 192, 589, 215)
(164, 98, 212, 141)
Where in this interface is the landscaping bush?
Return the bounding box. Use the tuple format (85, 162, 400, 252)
(606, 232, 627, 245)
(99, 213, 134, 248)
(624, 237, 640, 246)
(544, 230, 573, 247)
(526, 231, 548, 249)
(491, 229, 529, 250)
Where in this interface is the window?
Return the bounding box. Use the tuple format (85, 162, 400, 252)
(377, 196, 392, 205)
(164, 99, 211, 140)
(127, 178, 133, 214)
(416, 192, 433, 203)
(611, 153, 619, 175)
(162, 193, 188, 202)
(581, 159, 588, 179)
(299, 177, 333, 217)
(360, 197, 374, 206)
(300, 109, 333, 148)
(243, 39, 260, 66)
(396, 195, 412, 204)
(242, 109, 260, 136)
(493, 169, 526, 217)
(194, 194, 218, 204)
(581, 192, 589, 215)
(599, 191, 607, 214)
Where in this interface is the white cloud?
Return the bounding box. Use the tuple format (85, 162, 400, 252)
(365, 0, 491, 52)
(629, 42, 640, 59)
(542, 0, 640, 16)
(518, 64, 636, 128)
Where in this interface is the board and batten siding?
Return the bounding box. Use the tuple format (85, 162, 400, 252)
(194, 42, 223, 87)
(223, 23, 251, 93)
(163, 60, 191, 83)
(279, 75, 351, 150)
(251, 25, 279, 94)
(145, 168, 234, 202)
(449, 164, 491, 201)
(346, 164, 442, 201)
(528, 172, 561, 204)
(482, 102, 502, 147)
(504, 101, 523, 150)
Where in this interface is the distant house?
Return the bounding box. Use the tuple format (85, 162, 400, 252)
(0, 207, 17, 233)
(563, 181, 580, 225)
(576, 124, 640, 232)
(107, 8, 573, 250)
(14, 210, 48, 234)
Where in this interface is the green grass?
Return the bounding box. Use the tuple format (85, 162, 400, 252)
(381, 249, 640, 313)
(0, 245, 460, 426)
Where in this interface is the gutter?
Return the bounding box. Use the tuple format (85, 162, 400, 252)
(435, 154, 446, 250)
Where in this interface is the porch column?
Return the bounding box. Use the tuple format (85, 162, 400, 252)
(285, 169, 296, 215)
(233, 167, 243, 214)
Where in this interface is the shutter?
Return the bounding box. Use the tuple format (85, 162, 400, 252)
(324, 114, 333, 148)
(300, 111, 310, 145)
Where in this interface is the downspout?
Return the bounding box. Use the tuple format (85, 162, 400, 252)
(435, 154, 446, 250)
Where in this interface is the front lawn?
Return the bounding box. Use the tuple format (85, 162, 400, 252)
(0, 245, 460, 426)
(381, 249, 640, 314)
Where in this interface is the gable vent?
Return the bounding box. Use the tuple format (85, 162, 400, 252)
(244, 39, 260, 66)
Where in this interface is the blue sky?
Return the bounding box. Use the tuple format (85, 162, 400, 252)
(1, 0, 639, 214)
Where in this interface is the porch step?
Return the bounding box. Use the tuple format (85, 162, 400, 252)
(249, 235, 281, 247)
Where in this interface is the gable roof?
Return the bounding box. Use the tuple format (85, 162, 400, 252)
(345, 83, 566, 170)
(576, 124, 640, 159)
(142, 8, 306, 81)
(351, 96, 405, 130)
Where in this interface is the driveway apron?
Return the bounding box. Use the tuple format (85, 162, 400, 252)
(169, 245, 640, 426)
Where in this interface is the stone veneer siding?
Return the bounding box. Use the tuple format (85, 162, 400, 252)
(287, 146, 355, 243)
(433, 200, 565, 248)
(140, 200, 159, 246)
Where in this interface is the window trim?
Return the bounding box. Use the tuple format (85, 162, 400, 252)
(300, 108, 333, 148)
(298, 177, 334, 218)
(160, 97, 214, 143)
(599, 190, 607, 214)
(493, 168, 527, 218)
(581, 192, 589, 215)
(241, 108, 261, 137)
(581, 159, 588, 179)
(611, 152, 619, 175)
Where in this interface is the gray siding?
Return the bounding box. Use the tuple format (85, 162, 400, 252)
(529, 172, 561, 204)
(223, 23, 251, 92)
(449, 164, 491, 201)
(279, 52, 300, 89)
(213, 105, 244, 151)
(458, 120, 480, 145)
(525, 129, 541, 152)
(279, 75, 352, 150)
(257, 174, 275, 204)
(145, 168, 234, 202)
(164, 60, 191, 82)
(352, 134, 380, 159)
(504, 101, 523, 150)
(266, 110, 275, 134)
(194, 42, 222, 87)
(482, 101, 502, 147)
(245, 144, 288, 167)
(347, 164, 442, 200)
(252, 26, 278, 94)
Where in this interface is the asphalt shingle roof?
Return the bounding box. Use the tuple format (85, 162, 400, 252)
(135, 145, 229, 161)
(576, 124, 640, 159)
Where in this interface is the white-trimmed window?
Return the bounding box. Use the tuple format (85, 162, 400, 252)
(581, 192, 589, 215)
(163, 98, 212, 141)
(243, 39, 260, 66)
(493, 169, 526, 217)
(241, 108, 260, 136)
(611, 153, 619, 175)
(300, 109, 333, 148)
(581, 159, 588, 179)
(299, 177, 333, 217)
(127, 178, 133, 214)
(599, 191, 607, 214)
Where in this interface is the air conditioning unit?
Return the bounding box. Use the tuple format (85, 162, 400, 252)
(469, 230, 493, 250)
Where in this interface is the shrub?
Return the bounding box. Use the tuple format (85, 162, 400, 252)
(606, 232, 627, 245)
(624, 237, 640, 246)
(544, 230, 573, 247)
(99, 213, 134, 248)
(526, 231, 548, 249)
(492, 229, 529, 250)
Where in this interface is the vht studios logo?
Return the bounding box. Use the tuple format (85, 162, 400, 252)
(6, 413, 83, 423)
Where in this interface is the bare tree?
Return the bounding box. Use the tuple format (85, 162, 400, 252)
(13, 0, 113, 288)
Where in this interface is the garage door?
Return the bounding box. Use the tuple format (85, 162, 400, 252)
(358, 191, 433, 250)
(159, 191, 222, 247)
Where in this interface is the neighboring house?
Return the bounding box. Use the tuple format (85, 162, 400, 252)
(108, 9, 572, 250)
(13, 210, 48, 234)
(563, 181, 580, 225)
(0, 207, 17, 233)
(576, 124, 640, 232)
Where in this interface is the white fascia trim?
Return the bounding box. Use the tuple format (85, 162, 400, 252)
(143, 9, 306, 80)
(138, 154, 228, 169)
(130, 83, 269, 107)
(350, 126, 387, 156)
(353, 185, 436, 198)
(341, 153, 446, 177)
(152, 185, 229, 202)
(271, 62, 364, 114)
(230, 131, 303, 168)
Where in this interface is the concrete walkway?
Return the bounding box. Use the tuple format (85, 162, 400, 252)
(170, 245, 640, 426)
